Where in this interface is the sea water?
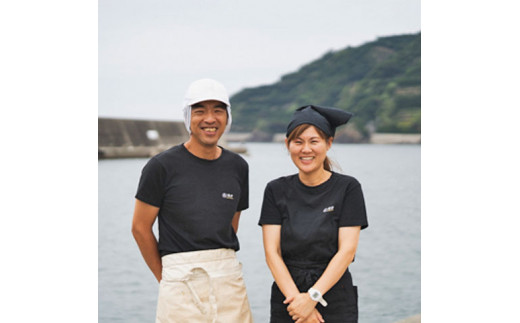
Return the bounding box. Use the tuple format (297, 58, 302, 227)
(98, 143, 420, 323)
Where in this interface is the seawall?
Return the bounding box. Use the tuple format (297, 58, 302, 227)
(98, 117, 247, 158)
(98, 118, 189, 159)
(394, 314, 421, 323)
(369, 133, 421, 144)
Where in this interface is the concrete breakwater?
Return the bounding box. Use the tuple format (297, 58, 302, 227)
(369, 133, 421, 144)
(98, 117, 247, 158)
(98, 118, 189, 159)
(394, 314, 421, 323)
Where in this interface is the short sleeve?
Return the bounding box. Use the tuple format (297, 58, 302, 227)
(237, 161, 249, 211)
(339, 181, 368, 229)
(135, 157, 166, 207)
(258, 183, 282, 225)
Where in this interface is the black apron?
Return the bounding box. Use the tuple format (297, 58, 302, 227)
(263, 174, 364, 322)
(269, 260, 358, 323)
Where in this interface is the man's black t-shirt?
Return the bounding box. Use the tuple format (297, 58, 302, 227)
(135, 144, 249, 257)
(259, 172, 368, 264)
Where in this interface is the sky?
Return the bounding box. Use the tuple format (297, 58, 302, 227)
(99, 0, 421, 121)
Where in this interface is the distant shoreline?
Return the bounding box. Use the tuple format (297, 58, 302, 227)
(226, 132, 421, 145)
(98, 136, 420, 159)
(98, 118, 420, 159)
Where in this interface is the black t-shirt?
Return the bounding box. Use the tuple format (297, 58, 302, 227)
(135, 144, 249, 256)
(259, 172, 368, 264)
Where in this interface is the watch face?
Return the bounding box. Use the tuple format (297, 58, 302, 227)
(311, 291, 319, 299)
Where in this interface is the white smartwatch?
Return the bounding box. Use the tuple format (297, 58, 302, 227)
(308, 288, 328, 307)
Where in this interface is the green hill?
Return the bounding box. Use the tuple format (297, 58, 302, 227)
(230, 32, 420, 141)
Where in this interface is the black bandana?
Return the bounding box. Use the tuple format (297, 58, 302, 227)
(286, 105, 353, 137)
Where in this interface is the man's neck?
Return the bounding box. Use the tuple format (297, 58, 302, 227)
(183, 140, 222, 160)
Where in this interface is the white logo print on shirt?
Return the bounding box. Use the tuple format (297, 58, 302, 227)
(222, 193, 234, 200)
(323, 206, 334, 213)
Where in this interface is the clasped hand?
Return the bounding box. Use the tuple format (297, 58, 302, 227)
(284, 293, 324, 323)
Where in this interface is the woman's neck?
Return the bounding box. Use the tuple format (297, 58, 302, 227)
(298, 169, 332, 187)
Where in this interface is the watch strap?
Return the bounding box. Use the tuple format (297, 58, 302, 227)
(308, 288, 328, 307)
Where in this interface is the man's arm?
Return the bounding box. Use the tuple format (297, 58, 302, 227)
(131, 199, 162, 282)
(231, 211, 241, 233)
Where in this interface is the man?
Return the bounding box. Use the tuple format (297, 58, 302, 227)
(132, 79, 253, 322)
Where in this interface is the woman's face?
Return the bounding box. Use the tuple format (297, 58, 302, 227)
(286, 125, 332, 176)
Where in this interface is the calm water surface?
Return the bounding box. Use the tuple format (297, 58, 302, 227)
(99, 143, 420, 323)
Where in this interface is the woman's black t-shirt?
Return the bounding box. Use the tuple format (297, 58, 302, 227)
(259, 172, 368, 264)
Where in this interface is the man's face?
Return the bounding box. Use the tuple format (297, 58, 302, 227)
(189, 100, 228, 148)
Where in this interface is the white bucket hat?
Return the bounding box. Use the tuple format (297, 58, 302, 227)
(182, 78, 232, 134)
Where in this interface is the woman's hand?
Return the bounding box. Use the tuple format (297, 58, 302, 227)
(284, 293, 318, 322)
(301, 309, 324, 323)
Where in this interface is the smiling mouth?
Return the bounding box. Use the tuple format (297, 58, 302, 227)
(300, 156, 314, 161)
(202, 127, 217, 132)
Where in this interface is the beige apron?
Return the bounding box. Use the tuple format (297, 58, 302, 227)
(156, 248, 253, 323)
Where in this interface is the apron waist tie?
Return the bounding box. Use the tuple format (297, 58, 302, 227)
(285, 262, 326, 290)
(284, 260, 350, 291)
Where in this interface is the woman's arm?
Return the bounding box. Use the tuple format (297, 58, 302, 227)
(311, 226, 361, 294)
(262, 225, 302, 302)
(287, 226, 361, 323)
(262, 224, 325, 323)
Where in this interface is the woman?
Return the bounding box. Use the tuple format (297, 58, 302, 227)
(259, 105, 368, 323)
